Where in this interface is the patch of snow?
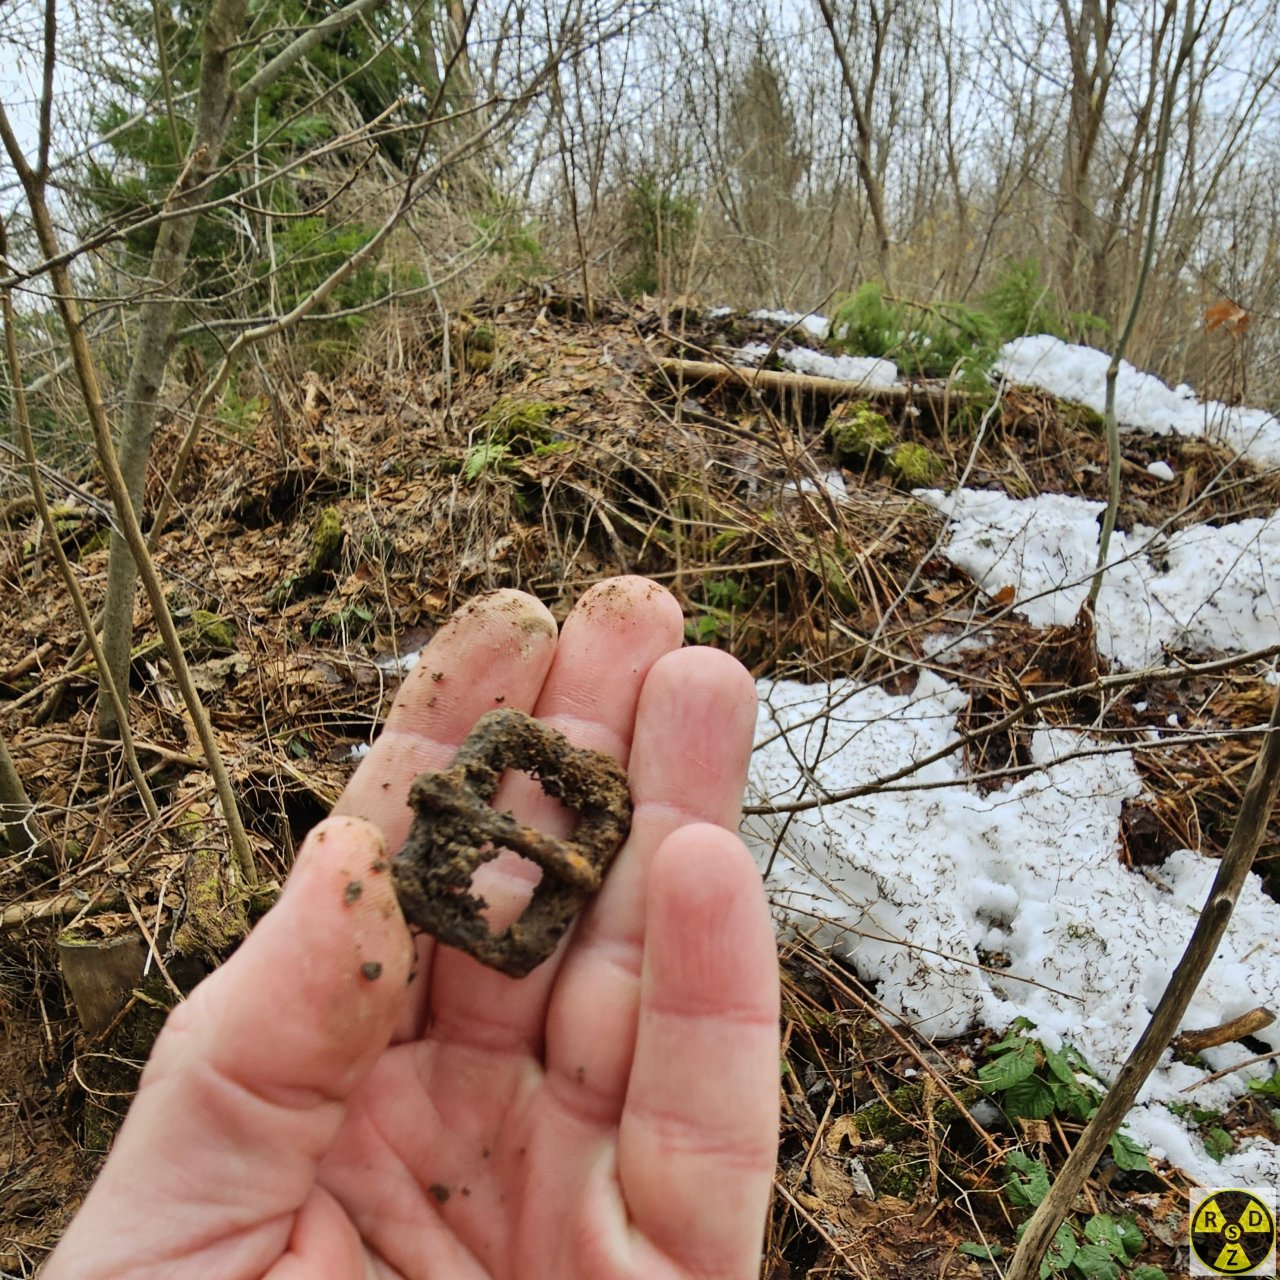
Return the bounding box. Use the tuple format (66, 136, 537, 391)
(919, 628, 994, 661)
(782, 346, 900, 388)
(733, 341, 772, 365)
(375, 649, 420, 675)
(745, 671, 1280, 1187)
(998, 335, 1280, 469)
(747, 308, 830, 340)
(349, 742, 371, 761)
(1146, 460, 1175, 482)
(916, 488, 1280, 669)
(732, 341, 899, 388)
(706, 305, 734, 319)
(783, 469, 847, 499)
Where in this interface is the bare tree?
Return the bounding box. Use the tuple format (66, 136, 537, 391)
(813, 0, 896, 286)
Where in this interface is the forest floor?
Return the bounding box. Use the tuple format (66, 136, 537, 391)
(1, 292, 1277, 1277)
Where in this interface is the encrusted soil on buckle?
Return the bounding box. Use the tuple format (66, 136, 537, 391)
(392, 709, 632, 976)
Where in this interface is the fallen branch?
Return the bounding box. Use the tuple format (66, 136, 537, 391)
(1172, 1006, 1274, 1055)
(656, 357, 982, 408)
(1, 889, 119, 932)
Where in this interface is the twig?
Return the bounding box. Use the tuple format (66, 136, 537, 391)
(1171, 1006, 1274, 1055)
(1182, 1048, 1280, 1091)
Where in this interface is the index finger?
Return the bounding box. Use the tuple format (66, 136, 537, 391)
(333, 589, 558, 849)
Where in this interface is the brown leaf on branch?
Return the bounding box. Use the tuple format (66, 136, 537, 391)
(1203, 298, 1249, 333)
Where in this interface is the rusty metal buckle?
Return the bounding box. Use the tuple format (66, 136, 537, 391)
(392, 709, 632, 977)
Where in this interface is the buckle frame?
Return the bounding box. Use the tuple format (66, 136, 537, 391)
(392, 709, 632, 977)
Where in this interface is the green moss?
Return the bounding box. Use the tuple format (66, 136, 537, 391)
(480, 395, 562, 444)
(809, 549, 859, 611)
(307, 506, 345, 575)
(888, 441, 945, 487)
(186, 609, 237, 655)
(827, 400, 895, 462)
(1057, 397, 1107, 435)
(853, 1085, 925, 1144)
(864, 1151, 921, 1199)
(853, 1081, 976, 1143)
(172, 841, 250, 963)
(75, 527, 111, 560)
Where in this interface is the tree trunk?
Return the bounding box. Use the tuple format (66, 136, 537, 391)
(814, 0, 894, 287)
(97, 0, 249, 737)
(0, 731, 49, 860)
(97, 0, 389, 737)
(1055, 0, 1113, 319)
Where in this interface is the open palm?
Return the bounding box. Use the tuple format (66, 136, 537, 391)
(45, 578, 779, 1279)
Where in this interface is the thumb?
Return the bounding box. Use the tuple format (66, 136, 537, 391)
(46, 816, 413, 1278)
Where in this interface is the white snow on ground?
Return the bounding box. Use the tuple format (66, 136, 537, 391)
(783, 345, 900, 387)
(745, 330, 1280, 1187)
(747, 308, 831, 339)
(745, 673, 1280, 1187)
(916, 488, 1280, 669)
(998, 334, 1280, 469)
(783, 468, 848, 500)
(734, 340, 900, 388)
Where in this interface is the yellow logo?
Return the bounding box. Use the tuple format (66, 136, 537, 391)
(1190, 1189, 1276, 1276)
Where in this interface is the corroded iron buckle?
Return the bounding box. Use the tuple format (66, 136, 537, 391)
(392, 709, 632, 977)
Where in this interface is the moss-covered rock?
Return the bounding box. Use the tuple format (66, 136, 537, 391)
(186, 609, 237, 655)
(888, 441, 946, 486)
(307, 506, 345, 576)
(827, 401, 895, 462)
(464, 325, 496, 371)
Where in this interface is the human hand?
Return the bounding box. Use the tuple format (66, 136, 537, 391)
(43, 577, 779, 1279)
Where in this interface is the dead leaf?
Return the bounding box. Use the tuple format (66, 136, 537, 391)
(808, 1151, 858, 1209)
(826, 1113, 863, 1154)
(301, 370, 332, 425)
(1204, 299, 1249, 333)
(990, 584, 1017, 606)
